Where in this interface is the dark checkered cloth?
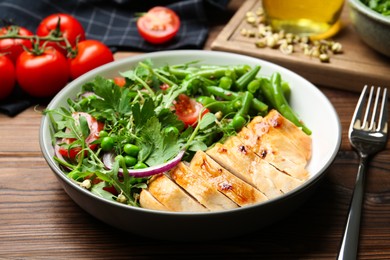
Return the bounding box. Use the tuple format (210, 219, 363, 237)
(0, 0, 230, 115)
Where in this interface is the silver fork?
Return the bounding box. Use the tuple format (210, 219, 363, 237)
(337, 85, 388, 260)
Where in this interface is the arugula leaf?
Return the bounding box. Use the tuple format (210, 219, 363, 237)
(78, 115, 90, 139)
(199, 113, 216, 130)
(91, 182, 116, 201)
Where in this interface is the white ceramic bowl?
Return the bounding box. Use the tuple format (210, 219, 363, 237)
(349, 0, 390, 57)
(40, 50, 341, 240)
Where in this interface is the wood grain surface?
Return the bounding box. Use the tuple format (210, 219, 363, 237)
(211, 0, 390, 93)
(1, 1, 390, 259)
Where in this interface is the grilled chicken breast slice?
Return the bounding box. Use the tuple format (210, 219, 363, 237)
(189, 151, 268, 207)
(248, 110, 311, 160)
(207, 136, 302, 198)
(139, 189, 168, 211)
(146, 174, 208, 212)
(238, 113, 310, 181)
(169, 162, 238, 211)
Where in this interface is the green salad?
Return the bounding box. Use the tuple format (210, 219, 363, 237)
(44, 59, 310, 207)
(361, 0, 390, 16)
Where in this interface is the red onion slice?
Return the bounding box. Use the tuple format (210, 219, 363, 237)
(102, 150, 185, 178)
(54, 144, 73, 171)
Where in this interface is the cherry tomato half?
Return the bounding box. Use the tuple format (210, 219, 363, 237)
(113, 76, 126, 87)
(0, 55, 16, 100)
(69, 40, 114, 79)
(58, 112, 104, 159)
(137, 6, 180, 44)
(16, 48, 70, 98)
(173, 94, 209, 128)
(36, 13, 86, 55)
(0, 26, 33, 63)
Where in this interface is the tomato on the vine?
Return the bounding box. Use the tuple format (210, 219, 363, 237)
(0, 55, 16, 100)
(137, 6, 180, 44)
(173, 94, 209, 128)
(0, 26, 33, 63)
(36, 13, 86, 55)
(58, 112, 104, 159)
(16, 48, 69, 97)
(68, 40, 114, 79)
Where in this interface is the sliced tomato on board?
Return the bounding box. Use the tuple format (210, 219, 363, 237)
(173, 94, 209, 128)
(58, 112, 104, 159)
(137, 6, 180, 44)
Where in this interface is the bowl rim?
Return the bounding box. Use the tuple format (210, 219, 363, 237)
(39, 50, 342, 217)
(348, 0, 390, 24)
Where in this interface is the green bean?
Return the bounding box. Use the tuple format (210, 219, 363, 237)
(167, 67, 192, 79)
(251, 98, 268, 113)
(219, 76, 233, 90)
(247, 78, 262, 93)
(207, 86, 268, 114)
(264, 72, 311, 135)
(235, 65, 260, 91)
(196, 96, 235, 115)
(192, 68, 229, 79)
(230, 91, 253, 131)
(207, 86, 237, 101)
(281, 81, 291, 101)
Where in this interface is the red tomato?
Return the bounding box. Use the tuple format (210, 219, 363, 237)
(173, 94, 209, 127)
(36, 13, 86, 55)
(69, 40, 114, 79)
(0, 26, 33, 63)
(137, 6, 180, 44)
(16, 48, 70, 97)
(0, 55, 16, 100)
(113, 76, 126, 87)
(58, 112, 104, 159)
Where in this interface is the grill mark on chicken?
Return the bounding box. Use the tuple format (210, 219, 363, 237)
(207, 136, 303, 198)
(139, 189, 168, 211)
(146, 174, 208, 212)
(190, 151, 268, 207)
(238, 112, 310, 181)
(168, 162, 238, 211)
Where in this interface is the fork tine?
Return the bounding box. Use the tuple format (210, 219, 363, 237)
(377, 87, 388, 133)
(362, 86, 375, 130)
(350, 85, 369, 130)
(368, 87, 380, 130)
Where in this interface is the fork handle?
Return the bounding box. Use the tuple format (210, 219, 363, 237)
(337, 156, 368, 260)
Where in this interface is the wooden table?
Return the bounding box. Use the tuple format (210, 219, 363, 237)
(1, 1, 389, 259)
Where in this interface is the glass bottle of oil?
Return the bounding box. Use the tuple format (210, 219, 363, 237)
(262, 0, 344, 39)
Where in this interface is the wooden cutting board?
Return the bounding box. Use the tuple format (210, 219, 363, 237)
(211, 0, 390, 92)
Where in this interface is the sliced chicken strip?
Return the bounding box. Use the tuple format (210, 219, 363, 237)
(247, 110, 311, 161)
(139, 189, 168, 211)
(243, 118, 307, 166)
(207, 136, 302, 198)
(169, 162, 238, 211)
(147, 174, 208, 212)
(238, 125, 309, 181)
(189, 151, 268, 207)
(264, 110, 311, 160)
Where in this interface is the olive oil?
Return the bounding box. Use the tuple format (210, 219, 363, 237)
(262, 0, 344, 38)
